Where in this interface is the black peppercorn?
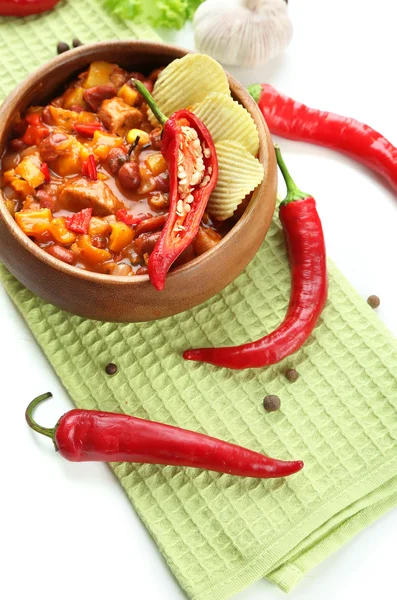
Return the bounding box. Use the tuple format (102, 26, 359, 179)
(263, 395, 280, 412)
(72, 38, 83, 48)
(367, 295, 380, 309)
(105, 363, 118, 376)
(57, 41, 70, 55)
(285, 368, 299, 382)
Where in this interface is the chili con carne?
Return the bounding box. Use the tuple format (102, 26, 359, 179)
(133, 80, 218, 291)
(183, 146, 327, 369)
(26, 392, 304, 478)
(248, 83, 397, 192)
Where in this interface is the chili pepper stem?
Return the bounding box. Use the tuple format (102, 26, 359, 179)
(274, 145, 308, 204)
(247, 83, 262, 104)
(25, 392, 57, 442)
(132, 79, 167, 126)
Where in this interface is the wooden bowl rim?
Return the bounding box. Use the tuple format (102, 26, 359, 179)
(0, 40, 272, 287)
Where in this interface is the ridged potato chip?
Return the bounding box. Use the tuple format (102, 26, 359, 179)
(208, 140, 264, 221)
(193, 92, 259, 156)
(149, 54, 230, 125)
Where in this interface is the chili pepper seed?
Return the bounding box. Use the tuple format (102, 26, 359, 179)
(367, 295, 380, 309)
(263, 395, 280, 412)
(105, 363, 118, 376)
(57, 41, 70, 55)
(285, 368, 299, 382)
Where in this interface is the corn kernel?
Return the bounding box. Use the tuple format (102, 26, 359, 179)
(126, 128, 150, 146)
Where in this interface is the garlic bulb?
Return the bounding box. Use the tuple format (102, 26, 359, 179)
(194, 0, 293, 67)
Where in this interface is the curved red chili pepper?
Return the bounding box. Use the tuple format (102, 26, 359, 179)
(0, 0, 60, 15)
(183, 146, 327, 369)
(248, 83, 397, 192)
(133, 80, 218, 291)
(26, 393, 303, 478)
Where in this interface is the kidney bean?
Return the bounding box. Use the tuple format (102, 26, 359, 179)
(133, 231, 161, 256)
(143, 80, 154, 93)
(46, 244, 76, 265)
(39, 132, 68, 162)
(91, 234, 108, 249)
(148, 68, 163, 82)
(84, 85, 116, 112)
(41, 106, 54, 125)
(135, 214, 167, 236)
(154, 173, 169, 193)
(149, 127, 162, 150)
(118, 160, 141, 191)
(136, 266, 148, 275)
(36, 188, 56, 211)
(9, 139, 26, 152)
(128, 71, 145, 82)
(106, 147, 127, 176)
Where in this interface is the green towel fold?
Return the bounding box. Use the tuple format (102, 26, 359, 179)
(1, 3, 397, 598)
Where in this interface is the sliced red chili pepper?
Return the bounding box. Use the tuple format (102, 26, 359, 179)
(133, 80, 218, 291)
(73, 122, 104, 137)
(116, 209, 142, 226)
(40, 163, 51, 183)
(65, 208, 92, 234)
(248, 83, 397, 193)
(183, 146, 328, 369)
(81, 154, 97, 181)
(0, 0, 61, 16)
(26, 393, 304, 478)
(134, 213, 167, 236)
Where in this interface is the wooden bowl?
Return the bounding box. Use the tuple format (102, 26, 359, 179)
(0, 41, 277, 322)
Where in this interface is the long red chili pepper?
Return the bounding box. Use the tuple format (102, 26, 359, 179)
(183, 146, 327, 369)
(133, 80, 218, 291)
(73, 122, 104, 137)
(65, 207, 92, 234)
(248, 83, 397, 192)
(26, 393, 303, 478)
(0, 0, 60, 16)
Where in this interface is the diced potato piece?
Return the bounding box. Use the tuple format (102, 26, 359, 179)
(53, 138, 83, 176)
(48, 106, 97, 133)
(126, 128, 150, 146)
(50, 217, 77, 245)
(88, 216, 111, 237)
(4, 199, 16, 216)
(145, 153, 167, 176)
(91, 130, 124, 160)
(108, 221, 134, 252)
(76, 234, 111, 263)
(83, 62, 115, 89)
(15, 158, 45, 188)
(62, 86, 86, 110)
(118, 84, 138, 106)
(4, 169, 35, 198)
(15, 208, 52, 236)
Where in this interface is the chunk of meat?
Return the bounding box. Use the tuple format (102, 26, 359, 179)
(59, 178, 123, 216)
(97, 97, 142, 136)
(39, 133, 69, 162)
(84, 85, 117, 112)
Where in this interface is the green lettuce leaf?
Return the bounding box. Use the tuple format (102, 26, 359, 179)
(103, 0, 204, 29)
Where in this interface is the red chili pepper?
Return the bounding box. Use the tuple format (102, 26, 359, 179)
(22, 112, 49, 147)
(26, 393, 304, 478)
(133, 80, 218, 291)
(65, 208, 92, 234)
(0, 0, 60, 15)
(73, 122, 104, 137)
(40, 162, 51, 183)
(184, 146, 327, 369)
(248, 83, 397, 192)
(116, 209, 142, 226)
(81, 154, 97, 181)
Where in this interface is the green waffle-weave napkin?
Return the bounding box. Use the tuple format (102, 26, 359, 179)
(1, 4, 397, 598)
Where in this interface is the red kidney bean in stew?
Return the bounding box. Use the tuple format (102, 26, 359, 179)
(0, 62, 231, 276)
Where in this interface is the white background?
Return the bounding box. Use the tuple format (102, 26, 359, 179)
(1, 1, 397, 599)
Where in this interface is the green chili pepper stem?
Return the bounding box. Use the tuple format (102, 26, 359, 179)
(131, 79, 167, 126)
(247, 83, 262, 104)
(25, 392, 56, 441)
(274, 145, 309, 205)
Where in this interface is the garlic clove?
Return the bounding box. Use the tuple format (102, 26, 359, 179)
(194, 0, 293, 67)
